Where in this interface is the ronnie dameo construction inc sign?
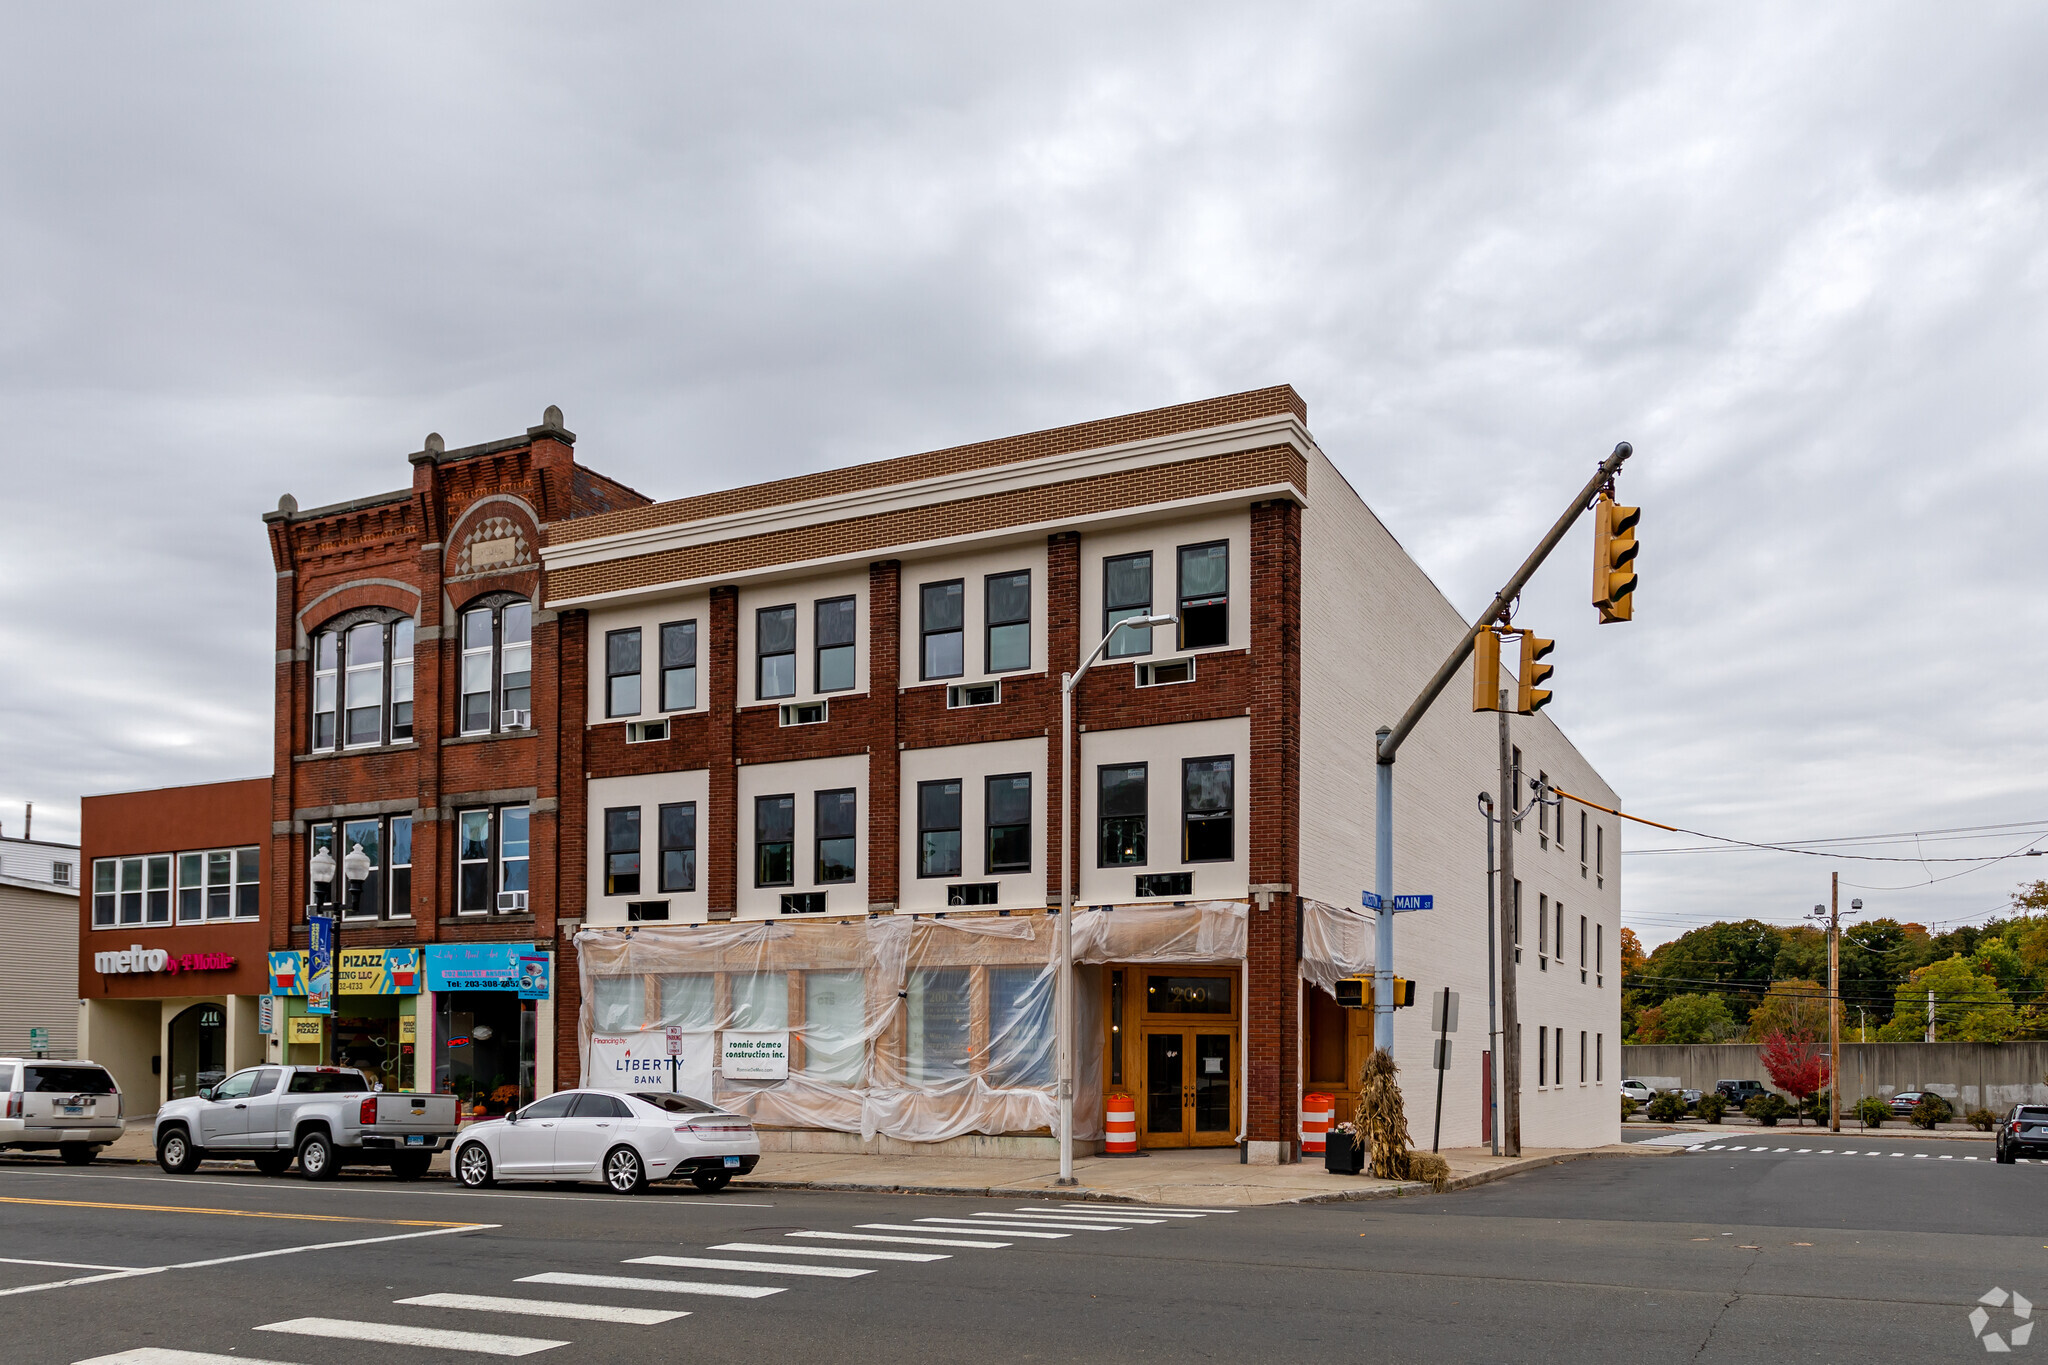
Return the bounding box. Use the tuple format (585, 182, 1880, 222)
(95, 944, 237, 976)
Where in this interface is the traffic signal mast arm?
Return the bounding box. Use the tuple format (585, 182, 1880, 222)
(1548, 786, 1678, 832)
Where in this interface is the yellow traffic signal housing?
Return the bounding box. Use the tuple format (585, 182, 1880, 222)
(1472, 627, 1502, 712)
(1335, 975, 1373, 1009)
(1391, 977, 1417, 1008)
(1594, 494, 1640, 623)
(1517, 633, 1554, 715)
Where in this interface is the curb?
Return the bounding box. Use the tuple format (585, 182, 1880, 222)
(733, 1178, 1147, 1204)
(1286, 1145, 1668, 1204)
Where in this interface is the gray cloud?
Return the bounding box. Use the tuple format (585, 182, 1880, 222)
(4, 3, 2044, 942)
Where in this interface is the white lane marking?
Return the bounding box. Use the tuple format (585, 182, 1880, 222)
(860, 1222, 1066, 1239)
(1014, 1208, 1206, 1219)
(1110, 1207, 1226, 1214)
(1707, 1145, 1726, 1150)
(1914, 1154, 1929, 1159)
(925, 1217, 1119, 1232)
(256, 1317, 563, 1356)
(1000, 1211, 1169, 1224)
(1940, 1155, 1954, 1160)
(0, 1223, 494, 1299)
(1, 1256, 138, 1271)
(1774, 1148, 1789, 1153)
(0, 1168, 775, 1209)
(1966, 1156, 1980, 1161)
(1796, 1149, 1811, 1154)
(969, 1213, 1123, 1229)
(519, 1272, 782, 1299)
(709, 1242, 947, 1263)
(397, 1293, 686, 1325)
(627, 1255, 870, 1278)
(74, 1352, 304, 1365)
(1891, 1152, 1906, 1157)
(790, 1231, 1008, 1248)
(1820, 1149, 1834, 1153)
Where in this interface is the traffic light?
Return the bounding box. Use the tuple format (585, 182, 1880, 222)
(1391, 977, 1417, 1008)
(1335, 975, 1372, 1009)
(1593, 492, 1640, 623)
(1517, 632, 1554, 715)
(1472, 626, 1502, 712)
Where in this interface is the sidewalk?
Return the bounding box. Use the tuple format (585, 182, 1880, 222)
(63, 1121, 1671, 1206)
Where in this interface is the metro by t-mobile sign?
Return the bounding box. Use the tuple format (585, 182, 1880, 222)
(95, 944, 238, 976)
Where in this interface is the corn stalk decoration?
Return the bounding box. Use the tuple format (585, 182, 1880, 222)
(1355, 1047, 1412, 1180)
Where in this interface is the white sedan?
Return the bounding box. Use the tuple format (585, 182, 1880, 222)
(452, 1088, 760, 1194)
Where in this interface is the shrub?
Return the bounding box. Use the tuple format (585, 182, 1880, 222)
(1620, 1097, 1639, 1121)
(1967, 1107, 1997, 1132)
(1695, 1093, 1728, 1124)
(1910, 1094, 1954, 1129)
(1646, 1093, 1688, 1123)
(1405, 1151, 1452, 1190)
(1855, 1096, 1890, 1129)
(1744, 1092, 1790, 1126)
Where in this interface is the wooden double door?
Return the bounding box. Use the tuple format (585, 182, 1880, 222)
(1106, 966, 1240, 1149)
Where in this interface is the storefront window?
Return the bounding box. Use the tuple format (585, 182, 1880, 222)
(906, 968, 971, 1084)
(731, 973, 789, 1030)
(659, 975, 714, 1029)
(593, 976, 645, 1032)
(331, 996, 412, 1091)
(167, 1002, 226, 1100)
(802, 971, 864, 1085)
(437, 994, 534, 1117)
(987, 966, 1052, 1088)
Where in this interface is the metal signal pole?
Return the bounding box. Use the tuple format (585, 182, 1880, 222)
(1829, 873, 1841, 1132)
(1498, 696, 1521, 1157)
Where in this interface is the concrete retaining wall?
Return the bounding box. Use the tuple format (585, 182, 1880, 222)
(1622, 1042, 2048, 1111)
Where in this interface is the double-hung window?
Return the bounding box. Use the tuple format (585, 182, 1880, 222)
(1596, 922, 1604, 986)
(1579, 914, 1587, 983)
(1103, 553, 1152, 659)
(920, 581, 964, 680)
(1596, 824, 1605, 885)
(659, 802, 697, 892)
(461, 608, 495, 733)
(755, 795, 795, 886)
(815, 598, 856, 692)
(340, 818, 384, 919)
(389, 817, 411, 915)
(1538, 892, 1549, 967)
(661, 621, 698, 711)
(606, 628, 642, 717)
(1580, 809, 1589, 878)
(1182, 757, 1234, 862)
(1538, 1025, 1548, 1087)
(303, 820, 401, 919)
(500, 602, 531, 720)
(758, 606, 797, 699)
(605, 807, 641, 896)
(1538, 771, 1550, 847)
(1176, 542, 1228, 650)
(460, 599, 533, 735)
(917, 780, 962, 878)
(1556, 899, 1565, 970)
(1098, 764, 1147, 866)
(312, 616, 416, 750)
(456, 805, 529, 914)
(986, 773, 1032, 874)
(816, 789, 857, 884)
(985, 572, 1030, 673)
(95, 855, 174, 928)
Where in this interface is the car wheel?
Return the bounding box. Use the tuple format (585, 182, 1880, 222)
(1998, 1141, 2015, 1165)
(603, 1145, 646, 1195)
(297, 1131, 339, 1182)
(391, 1154, 431, 1181)
(455, 1143, 495, 1189)
(690, 1171, 733, 1193)
(59, 1143, 96, 1166)
(253, 1152, 293, 1177)
(157, 1128, 202, 1175)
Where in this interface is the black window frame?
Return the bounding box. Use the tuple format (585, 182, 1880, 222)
(1175, 540, 1229, 650)
(658, 801, 697, 893)
(454, 803, 530, 915)
(919, 579, 965, 681)
(815, 788, 857, 885)
(755, 793, 796, 887)
(985, 772, 1032, 875)
(604, 805, 641, 897)
(984, 570, 1031, 674)
(1181, 755, 1234, 863)
(605, 627, 642, 719)
(757, 605, 798, 700)
(917, 779, 963, 879)
(815, 596, 857, 694)
(1097, 763, 1148, 867)
(1103, 552, 1153, 660)
(310, 613, 417, 752)
(659, 619, 698, 712)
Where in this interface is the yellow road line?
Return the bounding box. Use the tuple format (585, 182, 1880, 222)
(0, 1196, 473, 1227)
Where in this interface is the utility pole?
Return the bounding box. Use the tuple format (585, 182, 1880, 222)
(1926, 989, 1936, 1044)
(1478, 791, 1499, 1157)
(1498, 696, 1521, 1157)
(1828, 872, 1841, 1133)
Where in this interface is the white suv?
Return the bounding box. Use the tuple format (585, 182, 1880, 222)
(0, 1059, 124, 1163)
(1619, 1079, 1656, 1107)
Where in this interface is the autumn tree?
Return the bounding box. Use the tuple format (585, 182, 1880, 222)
(1745, 980, 1829, 1042)
(1875, 956, 2019, 1042)
(1632, 992, 1736, 1044)
(1757, 1030, 1831, 1126)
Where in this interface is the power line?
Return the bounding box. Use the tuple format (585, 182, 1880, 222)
(1623, 817, 2048, 856)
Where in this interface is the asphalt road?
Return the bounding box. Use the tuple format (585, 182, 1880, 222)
(1, 1137, 2041, 1365)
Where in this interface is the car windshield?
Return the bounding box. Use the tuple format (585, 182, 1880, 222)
(643, 1093, 719, 1115)
(287, 1070, 370, 1094)
(24, 1066, 117, 1094)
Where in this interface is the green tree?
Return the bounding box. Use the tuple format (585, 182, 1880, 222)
(1874, 956, 2019, 1042)
(1638, 921, 1786, 1028)
(1635, 992, 1737, 1044)
(1745, 980, 1829, 1042)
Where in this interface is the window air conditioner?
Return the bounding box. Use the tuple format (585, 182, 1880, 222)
(501, 709, 532, 730)
(497, 890, 529, 912)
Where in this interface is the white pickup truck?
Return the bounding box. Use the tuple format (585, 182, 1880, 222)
(154, 1064, 461, 1180)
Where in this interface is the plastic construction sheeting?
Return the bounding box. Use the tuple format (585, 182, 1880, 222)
(575, 902, 1245, 1144)
(1299, 898, 1374, 999)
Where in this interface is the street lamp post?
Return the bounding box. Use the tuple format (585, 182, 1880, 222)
(307, 844, 372, 1065)
(1058, 611, 1177, 1186)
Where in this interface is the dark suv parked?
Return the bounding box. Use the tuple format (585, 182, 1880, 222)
(1715, 1079, 1766, 1106)
(1996, 1105, 2048, 1164)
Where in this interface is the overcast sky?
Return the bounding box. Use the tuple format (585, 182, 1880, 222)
(4, 5, 2044, 945)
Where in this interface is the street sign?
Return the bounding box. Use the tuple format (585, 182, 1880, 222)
(665, 1026, 690, 1056)
(1360, 891, 1382, 910)
(28, 1027, 48, 1054)
(1392, 894, 1434, 912)
(1431, 989, 1460, 1034)
(1433, 1038, 1453, 1071)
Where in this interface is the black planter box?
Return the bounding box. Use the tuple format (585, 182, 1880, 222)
(1324, 1131, 1365, 1175)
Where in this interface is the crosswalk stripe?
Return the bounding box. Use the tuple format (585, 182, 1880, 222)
(860, 1222, 1066, 1239)
(1966, 1156, 1980, 1161)
(1000, 1211, 1168, 1224)
(927, 1217, 1119, 1232)
(790, 1232, 1009, 1248)
(75, 1352, 304, 1365)
(627, 1255, 872, 1278)
(519, 1272, 783, 1300)
(256, 1317, 564, 1356)
(396, 1293, 687, 1325)
(710, 1242, 948, 1263)
(1115, 1207, 1225, 1214)
(1707, 1145, 1725, 1150)
(1012, 1208, 1206, 1219)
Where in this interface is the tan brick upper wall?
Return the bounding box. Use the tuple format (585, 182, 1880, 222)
(550, 385, 1308, 546)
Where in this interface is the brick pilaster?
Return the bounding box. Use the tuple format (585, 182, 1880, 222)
(706, 585, 739, 918)
(1246, 498, 1303, 1148)
(866, 560, 901, 909)
(1045, 531, 1080, 904)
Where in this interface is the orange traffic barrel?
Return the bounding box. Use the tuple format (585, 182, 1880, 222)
(1301, 1092, 1335, 1153)
(1105, 1093, 1138, 1154)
